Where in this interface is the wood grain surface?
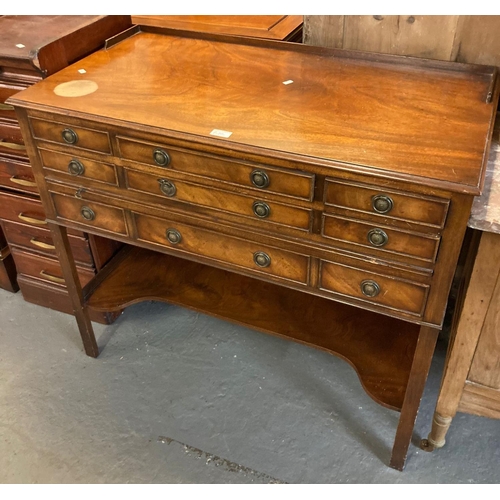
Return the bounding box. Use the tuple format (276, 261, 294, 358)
(8, 30, 498, 194)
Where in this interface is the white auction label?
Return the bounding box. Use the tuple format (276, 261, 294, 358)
(210, 129, 233, 138)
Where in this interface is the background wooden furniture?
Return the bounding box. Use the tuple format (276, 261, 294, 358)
(0, 15, 130, 320)
(131, 15, 303, 41)
(422, 133, 500, 450)
(9, 26, 498, 471)
(303, 15, 500, 65)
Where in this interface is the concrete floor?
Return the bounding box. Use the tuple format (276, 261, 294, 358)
(0, 287, 499, 483)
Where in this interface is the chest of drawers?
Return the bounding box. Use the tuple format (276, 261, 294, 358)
(8, 26, 498, 471)
(0, 15, 130, 319)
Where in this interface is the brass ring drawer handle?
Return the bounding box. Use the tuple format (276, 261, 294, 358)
(0, 140, 26, 151)
(153, 148, 171, 167)
(80, 206, 96, 221)
(166, 228, 182, 244)
(68, 159, 85, 176)
(253, 251, 271, 268)
(18, 213, 47, 225)
(372, 194, 393, 214)
(252, 201, 271, 218)
(158, 179, 176, 197)
(40, 270, 66, 284)
(367, 228, 388, 247)
(30, 238, 56, 250)
(361, 280, 381, 298)
(250, 169, 270, 189)
(0, 102, 15, 111)
(62, 128, 78, 145)
(10, 176, 37, 187)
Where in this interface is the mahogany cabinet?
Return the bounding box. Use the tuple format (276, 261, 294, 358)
(8, 26, 498, 470)
(131, 15, 303, 41)
(0, 15, 130, 321)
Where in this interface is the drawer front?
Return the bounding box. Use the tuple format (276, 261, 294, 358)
(1, 219, 94, 266)
(0, 157, 38, 194)
(324, 179, 449, 228)
(134, 212, 310, 284)
(11, 247, 94, 288)
(0, 191, 83, 236)
(118, 137, 314, 200)
(0, 121, 23, 143)
(0, 82, 26, 121)
(320, 260, 429, 316)
(125, 169, 312, 231)
(322, 214, 440, 262)
(0, 191, 49, 227)
(51, 193, 128, 236)
(39, 148, 118, 185)
(31, 118, 111, 154)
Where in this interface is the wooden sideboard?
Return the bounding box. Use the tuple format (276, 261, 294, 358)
(422, 135, 500, 451)
(0, 15, 129, 319)
(8, 26, 498, 471)
(131, 15, 303, 41)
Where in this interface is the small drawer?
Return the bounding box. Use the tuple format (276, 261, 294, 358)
(39, 149, 118, 185)
(134, 212, 310, 284)
(11, 247, 94, 288)
(0, 82, 26, 121)
(324, 179, 449, 229)
(125, 168, 312, 231)
(0, 191, 83, 236)
(118, 136, 314, 201)
(0, 120, 23, 143)
(0, 157, 38, 194)
(30, 118, 111, 154)
(319, 260, 429, 316)
(322, 214, 440, 262)
(51, 193, 128, 236)
(1, 219, 94, 266)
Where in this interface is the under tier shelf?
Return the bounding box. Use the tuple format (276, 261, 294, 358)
(86, 246, 420, 410)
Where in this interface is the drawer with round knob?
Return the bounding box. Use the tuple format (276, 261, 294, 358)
(319, 260, 429, 317)
(117, 136, 314, 201)
(39, 148, 118, 185)
(324, 178, 449, 229)
(30, 118, 111, 154)
(51, 193, 128, 235)
(321, 214, 441, 263)
(125, 168, 312, 231)
(134, 212, 310, 284)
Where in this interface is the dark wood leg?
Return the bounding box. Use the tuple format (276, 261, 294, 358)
(48, 223, 98, 358)
(389, 325, 439, 471)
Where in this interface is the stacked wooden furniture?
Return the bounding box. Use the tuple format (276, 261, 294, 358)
(131, 15, 303, 41)
(422, 127, 500, 451)
(0, 15, 130, 320)
(9, 26, 498, 470)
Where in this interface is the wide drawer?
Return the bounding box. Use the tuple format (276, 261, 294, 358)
(0, 120, 23, 143)
(0, 156, 38, 194)
(125, 168, 313, 231)
(134, 212, 310, 285)
(118, 136, 315, 201)
(319, 260, 429, 316)
(321, 214, 440, 263)
(0, 82, 26, 121)
(39, 148, 118, 185)
(1, 219, 94, 266)
(0, 191, 82, 236)
(11, 247, 94, 288)
(324, 179, 449, 229)
(51, 193, 128, 236)
(31, 118, 111, 154)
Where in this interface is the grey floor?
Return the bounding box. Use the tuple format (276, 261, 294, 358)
(0, 287, 499, 484)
